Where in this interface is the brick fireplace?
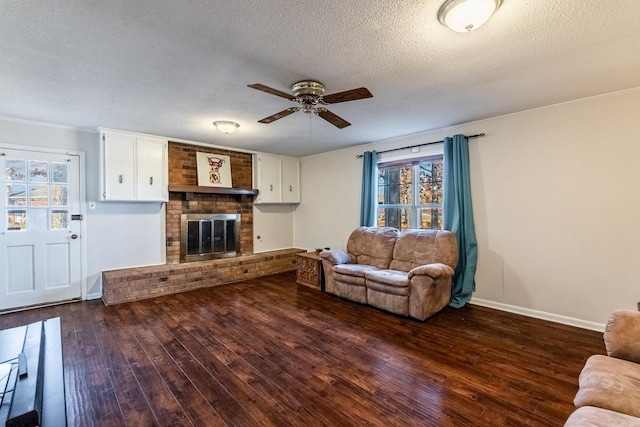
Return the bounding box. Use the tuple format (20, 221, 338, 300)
(101, 141, 304, 305)
(165, 142, 254, 264)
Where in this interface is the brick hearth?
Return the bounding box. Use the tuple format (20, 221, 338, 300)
(102, 248, 304, 305)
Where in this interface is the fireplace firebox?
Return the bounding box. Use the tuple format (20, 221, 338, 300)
(180, 214, 240, 262)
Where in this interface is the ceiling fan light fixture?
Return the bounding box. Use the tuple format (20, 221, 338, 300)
(213, 120, 239, 134)
(438, 0, 502, 32)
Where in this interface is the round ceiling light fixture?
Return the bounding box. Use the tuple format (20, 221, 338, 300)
(213, 121, 240, 134)
(438, 0, 502, 32)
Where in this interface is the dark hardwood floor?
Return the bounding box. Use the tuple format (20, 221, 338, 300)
(0, 272, 604, 426)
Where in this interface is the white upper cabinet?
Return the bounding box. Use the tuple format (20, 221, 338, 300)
(253, 153, 300, 204)
(102, 131, 136, 201)
(100, 129, 168, 202)
(136, 136, 166, 201)
(281, 156, 300, 203)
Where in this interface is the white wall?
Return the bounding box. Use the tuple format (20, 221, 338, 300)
(0, 117, 166, 298)
(253, 204, 295, 253)
(295, 88, 640, 326)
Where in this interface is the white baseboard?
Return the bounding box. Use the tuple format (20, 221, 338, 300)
(86, 292, 102, 301)
(469, 297, 605, 332)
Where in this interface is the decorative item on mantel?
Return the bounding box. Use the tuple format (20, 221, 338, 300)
(196, 152, 232, 188)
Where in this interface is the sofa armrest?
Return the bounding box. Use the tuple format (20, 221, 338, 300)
(604, 309, 640, 364)
(319, 250, 354, 266)
(408, 263, 455, 280)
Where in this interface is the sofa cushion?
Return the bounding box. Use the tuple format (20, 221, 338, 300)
(333, 264, 378, 288)
(574, 354, 640, 418)
(346, 226, 398, 269)
(365, 269, 409, 289)
(333, 264, 380, 277)
(564, 406, 640, 427)
(389, 229, 458, 272)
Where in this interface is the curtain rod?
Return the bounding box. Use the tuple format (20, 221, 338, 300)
(355, 133, 485, 158)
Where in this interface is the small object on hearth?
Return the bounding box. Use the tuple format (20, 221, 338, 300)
(18, 352, 27, 378)
(315, 248, 323, 252)
(324, 247, 330, 251)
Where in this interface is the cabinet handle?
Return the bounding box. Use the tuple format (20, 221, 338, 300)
(270, 184, 273, 191)
(118, 174, 123, 184)
(150, 176, 153, 185)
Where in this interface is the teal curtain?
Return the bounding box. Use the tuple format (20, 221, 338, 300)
(360, 151, 378, 226)
(443, 135, 478, 308)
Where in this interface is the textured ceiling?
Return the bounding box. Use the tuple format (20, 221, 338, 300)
(1, 1, 640, 156)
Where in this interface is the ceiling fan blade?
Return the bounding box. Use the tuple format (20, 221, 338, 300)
(322, 87, 373, 104)
(317, 109, 351, 129)
(257, 108, 297, 124)
(247, 84, 295, 100)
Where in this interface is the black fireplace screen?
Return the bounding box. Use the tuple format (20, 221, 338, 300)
(181, 214, 240, 262)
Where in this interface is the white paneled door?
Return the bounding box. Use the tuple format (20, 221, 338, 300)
(0, 148, 82, 311)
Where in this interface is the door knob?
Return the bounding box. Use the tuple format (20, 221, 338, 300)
(70, 234, 78, 240)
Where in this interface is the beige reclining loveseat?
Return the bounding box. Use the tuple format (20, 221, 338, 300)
(320, 226, 458, 320)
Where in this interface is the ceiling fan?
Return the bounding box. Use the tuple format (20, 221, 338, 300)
(247, 80, 373, 129)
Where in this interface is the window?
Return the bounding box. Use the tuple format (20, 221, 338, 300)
(377, 155, 443, 230)
(5, 158, 70, 231)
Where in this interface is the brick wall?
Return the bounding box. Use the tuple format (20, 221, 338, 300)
(166, 142, 254, 264)
(168, 142, 253, 188)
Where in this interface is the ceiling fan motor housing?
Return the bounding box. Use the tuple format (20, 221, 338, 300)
(292, 81, 325, 97)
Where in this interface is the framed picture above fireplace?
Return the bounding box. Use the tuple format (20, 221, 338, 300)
(196, 152, 232, 187)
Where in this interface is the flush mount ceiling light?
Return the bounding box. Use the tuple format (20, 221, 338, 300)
(213, 121, 239, 134)
(438, 0, 502, 32)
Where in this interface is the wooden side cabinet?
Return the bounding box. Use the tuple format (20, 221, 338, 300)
(296, 252, 325, 291)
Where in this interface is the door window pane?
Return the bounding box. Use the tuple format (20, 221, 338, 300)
(7, 210, 27, 231)
(6, 184, 27, 206)
(51, 210, 69, 230)
(6, 159, 26, 181)
(30, 208, 48, 231)
(51, 162, 68, 183)
(29, 161, 48, 182)
(51, 185, 68, 207)
(29, 185, 49, 207)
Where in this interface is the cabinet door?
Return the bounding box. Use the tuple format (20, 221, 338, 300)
(102, 132, 136, 200)
(281, 157, 300, 203)
(256, 154, 281, 203)
(137, 137, 166, 201)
